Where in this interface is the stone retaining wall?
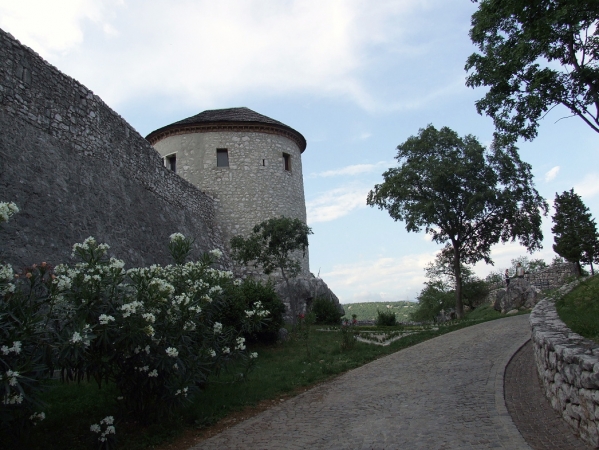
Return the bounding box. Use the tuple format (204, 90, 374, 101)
(0, 28, 229, 269)
(530, 281, 599, 448)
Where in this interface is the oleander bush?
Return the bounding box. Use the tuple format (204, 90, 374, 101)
(1, 201, 273, 447)
(215, 277, 285, 344)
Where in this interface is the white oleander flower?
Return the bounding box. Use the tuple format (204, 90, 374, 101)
(6, 370, 19, 386)
(235, 337, 246, 350)
(222, 347, 230, 354)
(209, 249, 223, 259)
(101, 416, 114, 425)
(70, 331, 83, 344)
(213, 322, 222, 334)
(169, 232, 185, 241)
(142, 313, 156, 323)
(148, 369, 158, 377)
(0, 264, 13, 281)
(90, 424, 101, 433)
(0, 202, 19, 223)
(250, 352, 258, 359)
(165, 347, 179, 358)
(99, 314, 115, 325)
(209, 349, 216, 357)
(209, 285, 223, 295)
(29, 412, 45, 423)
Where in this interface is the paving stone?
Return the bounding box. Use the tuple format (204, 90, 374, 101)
(191, 316, 532, 449)
(505, 339, 592, 450)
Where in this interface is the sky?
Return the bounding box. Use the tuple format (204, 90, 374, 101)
(2, 0, 598, 304)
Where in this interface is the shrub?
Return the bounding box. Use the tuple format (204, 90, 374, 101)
(311, 297, 342, 325)
(340, 320, 357, 351)
(375, 310, 397, 326)
(1, 207, 272, 438)
(217, 278, 285, 344)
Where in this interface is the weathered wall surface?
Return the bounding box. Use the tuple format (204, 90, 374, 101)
(530, 281, 599, 448)
(153, 131, 309, 274)
(0, 29, 229, 269)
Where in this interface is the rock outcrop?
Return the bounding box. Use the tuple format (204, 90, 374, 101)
(493, 278, 540, 313)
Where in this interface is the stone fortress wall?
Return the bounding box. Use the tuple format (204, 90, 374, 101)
(0, 28, 340, 317)
(530, 279, 599, 448)
(0, 29, 229, 269)
(152, 130, 309, 275)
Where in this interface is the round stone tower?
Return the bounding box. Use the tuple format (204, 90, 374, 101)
(146, 107, 309, 275)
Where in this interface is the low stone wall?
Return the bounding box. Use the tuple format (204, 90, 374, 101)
(530, 281, 599, 448)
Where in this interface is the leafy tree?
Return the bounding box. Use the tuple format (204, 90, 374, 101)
(552, 189, 599, 275)
(367, 125, 547, 318)
(410, 281, 455, 323)
(230, 217, 312, 322)
(466, 0, 599, 141)
(424, 246, 489, 316)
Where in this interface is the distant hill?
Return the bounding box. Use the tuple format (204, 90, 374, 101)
(341, 301, 417, 322)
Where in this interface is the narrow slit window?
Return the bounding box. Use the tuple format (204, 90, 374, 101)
(283, 153, 291, 171)
(166, 154, 176, 173)
(217, 149, 229, 167)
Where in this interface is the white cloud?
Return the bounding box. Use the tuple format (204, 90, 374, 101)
(0, 0, 435, 110)
(574, 173, 599, 199)
(0, 0, 109, 56)
(310, 161, 393, 178)
(322, 253, 435, 303)
(544, 166, 560, 182)
(306, 184, 369, 223)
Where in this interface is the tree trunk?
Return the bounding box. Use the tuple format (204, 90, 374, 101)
(590, 261, 595, 276)
(452, 243, 464, 319)
(576, 260, 583, 276)
(280, 267, 296, 324)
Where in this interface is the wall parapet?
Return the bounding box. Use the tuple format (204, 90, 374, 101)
(530, 279, 599, 448)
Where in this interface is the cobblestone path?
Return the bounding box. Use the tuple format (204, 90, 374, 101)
(505, 340, 591, 449)
(192, 315, 532, 449)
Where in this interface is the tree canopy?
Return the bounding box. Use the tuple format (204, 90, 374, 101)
(552, 189, 599, 275)
(466, 0, 599, 141)
(367, 125, 548, 318)
(230, 217, 312, 321)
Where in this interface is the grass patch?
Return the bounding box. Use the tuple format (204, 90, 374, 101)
(556, 275, 599, 342)
(4, 313, 512, 449)
(466, 304, 503, 321)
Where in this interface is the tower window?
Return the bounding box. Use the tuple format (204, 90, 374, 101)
(165, 154, 176, 173)
(217, 149, 229, 167)
(283, 153, 291, 171)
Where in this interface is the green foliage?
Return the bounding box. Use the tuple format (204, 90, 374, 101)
(552, 189, 599, 275)
(367, 124, 547, 317)
(230, 217, 312, 280)
(311, 297, 342, 325)
(410, 281, 456, 322)
(556, 276, 599, 342)
(339, 322, 358, 351)
(462, 278, 490, 310)
(375, 310, 397, 326)
(217, 278, 285, 344)
(464, 304, 502, 321)
(510, 256, 548, 274)
(1, 216, 271, 447)
(466, 0, 599, 141)
(230, 216, 313, 321)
